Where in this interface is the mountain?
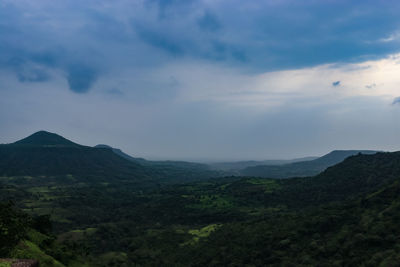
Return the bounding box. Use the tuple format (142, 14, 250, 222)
(95, 144, 212, 171)
(208, 157, 318, 172)
(240, 150, 379, 178)
(95, 144, 147, 163)
(0, 131, 151, 183)
(0, 131, 220, 183)
(1, 131, 400, 266)
(255, 151, 400, 207)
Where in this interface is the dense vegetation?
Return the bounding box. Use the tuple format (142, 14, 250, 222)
(1, 132, 399, 266)
(208, 156, 318, 172)
(241, 150, 378, 178)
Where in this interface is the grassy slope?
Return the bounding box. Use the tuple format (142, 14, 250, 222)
(11, 239, 65, 267)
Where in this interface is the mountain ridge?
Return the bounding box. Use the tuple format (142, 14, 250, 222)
(208, 156, 318, 172)
(241, 149, 380, 178)
(94, 144, 211, 171)
(0, 131, 221, 183)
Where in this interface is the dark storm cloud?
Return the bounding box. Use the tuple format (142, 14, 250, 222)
(6, 57, 51, 83)
(231, 49, 247, 63)
(1, 0, 400, 92)
(197, 11, 221, 32)
(244, 0, 400, 70)
(3, 0, 400, 161)
(134, 24, 184, 56)
(66, 64, 98, 94)
(146, 0, 197, 18)
(332, 81, 341, 87)
(0, 2, 102, 93)
(83, 10, 133, 43)
(146, 0, 183, 11)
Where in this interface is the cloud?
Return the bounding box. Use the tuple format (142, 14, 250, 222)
(1, 1, 400, 96)
(134, 24, 184, 56)
(393, 97, 400, 105)
(379, 32, 400, 43)
(2, 48, 400, 160)
(332, 81, 341, 87)
(1, 0, 400, 88)
(146, 0, 197, 18)
(107, 88, 124, 96)
(231, 49, 247, 62)
(16, 67, 50, 83)
(66, 64, 98, 93)
(365, 83, 376, 89)
(197, 11, 221, 32)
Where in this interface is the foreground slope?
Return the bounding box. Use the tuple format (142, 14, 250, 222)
(155, 151, 400, 265)
(178, 180, 400, 266)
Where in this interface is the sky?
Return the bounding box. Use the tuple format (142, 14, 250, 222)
(1, 0, 400, 161)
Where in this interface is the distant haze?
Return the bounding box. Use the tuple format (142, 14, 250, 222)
(1, 1, 400, 161)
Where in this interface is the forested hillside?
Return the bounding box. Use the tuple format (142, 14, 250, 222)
(240, 150, 379, 178)
(0, 131, 222, 184)
(1, 132, 399, 266)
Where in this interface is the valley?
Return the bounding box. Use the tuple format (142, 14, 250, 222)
(1, 132, 399, 266)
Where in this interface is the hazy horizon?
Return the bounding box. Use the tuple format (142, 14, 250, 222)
(1, 1, 400, 161)
(0, 129, 388, 163)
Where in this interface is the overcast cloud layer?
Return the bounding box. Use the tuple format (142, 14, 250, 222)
(1, 0, 400, 161)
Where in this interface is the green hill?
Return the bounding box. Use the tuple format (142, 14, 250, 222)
(2, 132, 400, 266)
(0, 132, 149, 183)
(172, 152, 400, 266)
(0, 131, 221, 184)
(241, 150, 379, 178)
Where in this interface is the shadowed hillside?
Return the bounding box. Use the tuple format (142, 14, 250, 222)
(241, 150, 379, 178)
(0, 131, 222, 184)
(95, 144, 210, 171)
(0, 131, 150, 183)
(1, 132, 400, 266)
(208, 157, 317, 173)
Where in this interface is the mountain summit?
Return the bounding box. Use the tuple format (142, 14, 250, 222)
(0, 131, 147, 180)
(13, 131, 80, 147)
